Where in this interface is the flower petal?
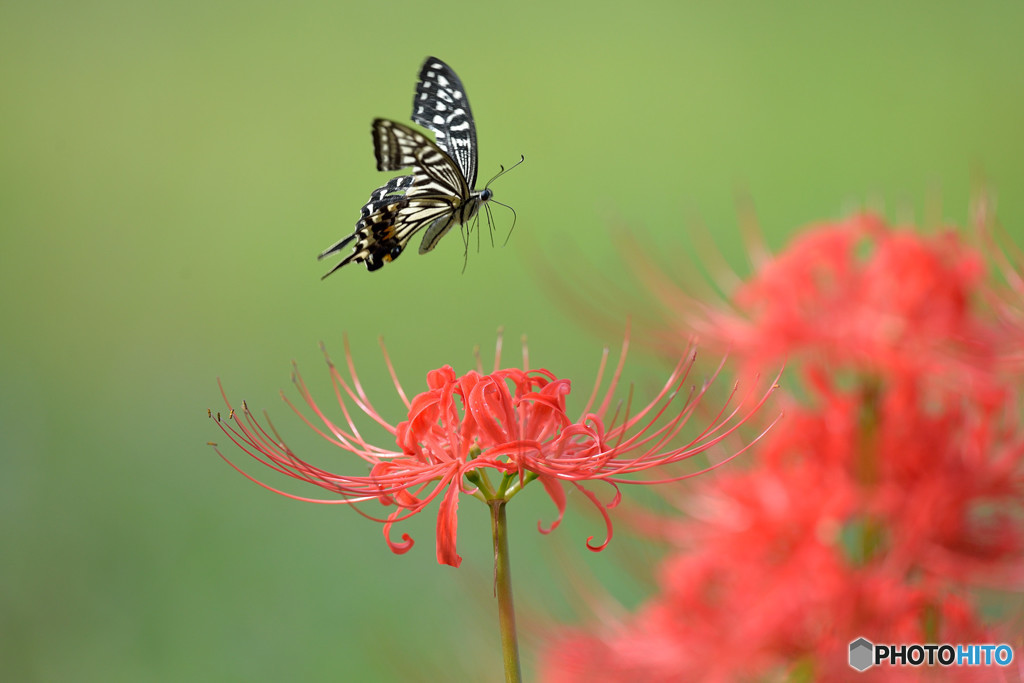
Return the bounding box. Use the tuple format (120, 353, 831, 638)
(435, 473, 463, 568)
(537, 474, 567, 534)
(383, 509, 415, 555)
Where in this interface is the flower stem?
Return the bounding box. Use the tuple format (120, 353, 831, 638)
(854, 378, 882, 488)
(854, 378, 886, 563)
(490, 499, 522, 683)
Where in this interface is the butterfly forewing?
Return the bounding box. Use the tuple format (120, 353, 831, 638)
(413, 143, 471, 199)
(373, 119, 424, 172)
(373, 120, 470, 198)
(412, 57, 478, 189)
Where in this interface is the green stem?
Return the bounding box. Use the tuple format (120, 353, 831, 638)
(854, 379, 882, 489)
(855, 378, 884, 564)
(490, 499, 522, 683)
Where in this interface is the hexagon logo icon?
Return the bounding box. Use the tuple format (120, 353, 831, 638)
(849, 637, 874, 671)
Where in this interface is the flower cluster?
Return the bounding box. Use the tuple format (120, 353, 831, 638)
(686, 214, 1000, 396)
(212, 337, 771, 567)
(541, 214, 1024, 681)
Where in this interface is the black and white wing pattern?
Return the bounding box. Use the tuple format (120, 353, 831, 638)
(319, 57, 496, 276)
(318, 118, 489, 275)
(412, 57, 478, 190)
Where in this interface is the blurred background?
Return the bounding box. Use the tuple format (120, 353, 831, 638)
(2, 0, 1023, 680)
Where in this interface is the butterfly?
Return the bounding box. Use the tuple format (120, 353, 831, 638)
(319, 57, 521, 275)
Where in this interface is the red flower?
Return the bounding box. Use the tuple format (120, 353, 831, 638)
(759, 379, 1024, 587)
(541, 445, 1005, 682)
(542, 548, 993, 682)
(736, 216, 993, 382)
(540, 211, 1024, 681)
(638, 213, 1000, 402)
(211, 335, 772, 567)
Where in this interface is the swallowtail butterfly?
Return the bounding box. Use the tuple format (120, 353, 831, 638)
(319, 57, 520, 275)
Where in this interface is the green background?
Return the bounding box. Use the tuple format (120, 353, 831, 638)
(3, 1, 1023, 680)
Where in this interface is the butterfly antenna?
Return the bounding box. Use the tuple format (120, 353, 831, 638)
(483, 154, 526, 189)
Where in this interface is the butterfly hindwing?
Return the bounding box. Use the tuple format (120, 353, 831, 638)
(361, 174, 413, 217)
(318, 174, 413, 272)
(319, 195, 459, 274)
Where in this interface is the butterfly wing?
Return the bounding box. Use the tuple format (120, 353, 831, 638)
(318, 196, 459, 274)
(372, 119, 470, 199)
(361, 174, 414, 216)
(318, 119, 469, 275)
(412, 57, 478, 190)
(318, 174, 411, 273)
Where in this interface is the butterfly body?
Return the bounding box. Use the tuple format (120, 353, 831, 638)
(320, 57, 499, 275)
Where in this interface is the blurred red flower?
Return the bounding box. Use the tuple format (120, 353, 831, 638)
(540, 213, 1024, 681)
(652, 213, 1001, 401)
(543, 390, 1022, 680)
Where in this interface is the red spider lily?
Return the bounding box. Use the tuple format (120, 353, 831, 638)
(727, 214, 986, 369)
(542, 549, 994, 682)
(710, 380, 1024, 588)
(660, 209, 1024, 586)
(541, 387, 1022, 682)
(628, 213, 1002, 400)
(540, 210, 1024, 682)
(211, 335, 775, 567)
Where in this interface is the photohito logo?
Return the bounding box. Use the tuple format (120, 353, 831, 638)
(849, 637, 1014, 671)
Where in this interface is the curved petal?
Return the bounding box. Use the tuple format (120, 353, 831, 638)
(435, 474, 463, 568)
(573, 481, 618, 552)
(467, 375, 516, 445)
(426, 365, 457, 389)
(383, 509, 415, 555)
(537, 475, 566, 534)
